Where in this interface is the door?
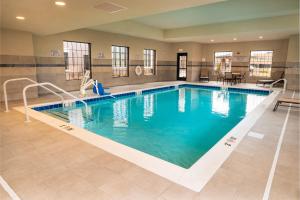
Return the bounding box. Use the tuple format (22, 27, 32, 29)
(177, 53, 187, 80)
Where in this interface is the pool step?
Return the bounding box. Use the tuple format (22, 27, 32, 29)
(46, 110, 93, 123)
(47, 111, 70, 122)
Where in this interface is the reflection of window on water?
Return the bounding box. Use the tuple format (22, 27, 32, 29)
(246, 95, 265, 114)
(212, 91, 229, 116)
(190, 89, 199, 109)
(113, 100, 128, 128)
(178, 89, 185, 112)
(144, 94, 154, 118)
(68, 108, 85, 127)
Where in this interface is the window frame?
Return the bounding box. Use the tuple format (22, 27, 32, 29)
(143, 49, 156, 76)
(111, 45, 129, 78)
(213, 51, 233, 72)
(249, 50, 273, 77)
(63, 40, 92, 81)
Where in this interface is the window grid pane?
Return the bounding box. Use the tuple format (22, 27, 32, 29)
(144, 49, 156, 75)
(249, 50, 273, 77)
(112, 45, 129, 77)
(63, 41, 91, 80)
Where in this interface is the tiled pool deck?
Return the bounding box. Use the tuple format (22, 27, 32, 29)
(0, 81, 299, 200)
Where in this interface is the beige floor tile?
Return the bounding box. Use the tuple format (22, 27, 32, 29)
(100, 177, 158, 200)
(269, 176, 300, 200)
(194, 168, 243, 200)
(233, 177, 266, 200)
(84, 167, 123, 188)
(104, 158, 133, 173)
(126, 169, 172, 195)
(0, 186, 11, 200)
(159, 184, 197, 200)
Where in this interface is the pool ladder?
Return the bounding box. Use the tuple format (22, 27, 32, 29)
(3, 78, 89, 122)
(22, 82, 89, 122)
(3, 78, 64, 112)
(270, 78, 287, 93)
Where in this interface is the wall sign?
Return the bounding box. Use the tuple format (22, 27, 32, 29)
(97, 52, 105, 59)
(50, 50, 61, 57)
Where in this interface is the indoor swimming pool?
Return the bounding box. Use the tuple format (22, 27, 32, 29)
(36, 85, 269, 168)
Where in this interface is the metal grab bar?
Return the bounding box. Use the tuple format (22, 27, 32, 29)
(3, 78, 64, 112)
(23, 82, 89, 122)
(270, 78, 287, 92)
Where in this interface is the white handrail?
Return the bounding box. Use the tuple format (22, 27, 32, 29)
(270, 78, 287, 92)
(23, 82, 89, 122)
(3, 78, 64, 112)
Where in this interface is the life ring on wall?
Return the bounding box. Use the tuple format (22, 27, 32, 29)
(135, 65, 142, 76)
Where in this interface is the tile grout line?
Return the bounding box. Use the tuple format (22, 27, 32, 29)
(262, 90, 295, 200)
(0, 176, 21, 200)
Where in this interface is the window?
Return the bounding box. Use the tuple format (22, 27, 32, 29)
(144, 49, 156, 75)
(112, 45, 129, 77)
(63, 41, 91, 80)
(249, 50, 273, 77)
(214, 51, 233, 73)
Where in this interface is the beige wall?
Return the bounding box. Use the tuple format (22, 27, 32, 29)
(0, 27, 298, 103)
(286, 34, 299, 62)
(0, 29, 38, 102)
(33, 29, 173, 60)
(0, 29, 35, 56)
(200, 40, 289, 83)
(32, 29, 177, 94)
(202, 40, 288, 62)
(170, 42, 202, 61)
(285, 34, 299, 90)
(170, 42, 203, 82)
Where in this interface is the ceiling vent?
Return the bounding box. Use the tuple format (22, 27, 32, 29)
(94, 2, 127, 14)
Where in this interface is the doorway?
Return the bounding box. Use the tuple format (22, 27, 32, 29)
(177, 53, 187, 81)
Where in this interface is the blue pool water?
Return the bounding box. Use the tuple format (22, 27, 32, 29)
(41, 86, 268, 168)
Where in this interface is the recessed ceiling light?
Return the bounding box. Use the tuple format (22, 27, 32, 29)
(55, 1, 66, 6)
(16, 16, 25, 20)
(233, 38, 237, 41)
(259, 36, 263, 39)
(210, 39, 214, 42)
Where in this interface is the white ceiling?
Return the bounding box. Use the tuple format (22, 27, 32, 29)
(134, 0, 299, 29)
(0, 0, 223, 35)
(1, 0, 299, 43)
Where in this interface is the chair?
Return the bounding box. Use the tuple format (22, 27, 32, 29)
(273, 97, 300, 111)
(216, 71, 224, 82)
(199, 70, 210, 82)
(256, 71, 284, 86)
(223, 72, 235, 85)
(93, 82, 110, 95)
(236, 72, 246, 83)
